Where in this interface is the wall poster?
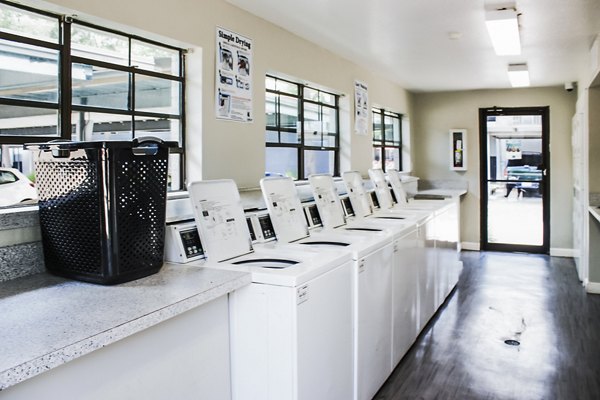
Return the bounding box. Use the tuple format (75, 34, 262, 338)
(215, 27, 253, 122)
(354, 80, 368, 135)
(449, 129, 467, 171)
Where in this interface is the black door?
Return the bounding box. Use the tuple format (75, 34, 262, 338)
(479, 106, 550, 253)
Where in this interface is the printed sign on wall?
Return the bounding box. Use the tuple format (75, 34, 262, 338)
(215, 27, 253, 122)
(354, 81, 368, 135)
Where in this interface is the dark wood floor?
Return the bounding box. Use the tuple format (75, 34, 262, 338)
(374, 251, 600, 400)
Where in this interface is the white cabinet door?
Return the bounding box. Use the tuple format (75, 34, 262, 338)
(2, 296, 232, 400)
(391, 228, 419, 368)
(297, 261, 354, 400)
(418, 217, 437, 332)
(355, 242, 394, 400)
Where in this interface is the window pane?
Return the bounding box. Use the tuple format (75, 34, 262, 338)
(322, 106, 337, 136)
(0, 39, 59, 103)
(266, 92, 277, 128)
(281, 131, 299, 144)
(72, 64, 130, 110)
(319, 91, 335, 106)
(279, 94, 299, 131)
(167, 152, 182, 191)
(303, 103, 336, 147)
(72, 24, 129, 65)
(304, 149, 335, 177)
(131, 40, 179, 75)
(373, 111, 382, 142)
(266, 147, 298, 179)
(0, 105, 58, 137)
(0, 3, 59, 43)
(275, 79, 298, 95)
(373, 147, 382, 170)
(0, 144, 36, 182)
(265, 76, 276, 91)
(135, 75, 180, 114)
(304, 87, 319, 102)
(265, 130, 278, 143)
(134, 116, 180, 143)
(303, 102, 321, 146)
(71, 111, 132, 141)
(385, 114, 401, 145)
(384, 147, 400, 171)
(384, 115, 395, 143)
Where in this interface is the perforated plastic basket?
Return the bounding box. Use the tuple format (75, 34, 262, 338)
(24, 138, 177, 285)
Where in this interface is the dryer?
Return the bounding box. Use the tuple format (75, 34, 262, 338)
(187, 179, 354, 400)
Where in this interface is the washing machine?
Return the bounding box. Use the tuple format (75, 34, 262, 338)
(186, 179, 354, 400)
(260, 176, 394, 400)
(368, 169, 462, 328)
(311, 172, 433, 369)
(384, 169, 462, 310)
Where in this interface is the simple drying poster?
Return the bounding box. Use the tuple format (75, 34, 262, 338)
(215, 27, 253, 122)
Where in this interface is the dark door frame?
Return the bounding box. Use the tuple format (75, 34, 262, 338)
(479, 106, 550, 254)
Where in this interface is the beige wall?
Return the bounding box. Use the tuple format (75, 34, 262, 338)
(36, 0, 412, 189)
(413, 87, 576, 249)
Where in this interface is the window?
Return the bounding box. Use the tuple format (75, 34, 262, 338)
(372, 107, 402, 171)
(0, 0, 186, 193)
(265, 75, 339, 180)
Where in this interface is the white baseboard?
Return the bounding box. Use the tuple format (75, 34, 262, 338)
(549, 248, 575, 258)
(586, 282, 600, 294)
(461, 242, 480, 251)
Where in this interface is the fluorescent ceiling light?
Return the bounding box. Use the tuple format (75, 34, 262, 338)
(485, 8, 521, 55)
(508, 64, 530, 87)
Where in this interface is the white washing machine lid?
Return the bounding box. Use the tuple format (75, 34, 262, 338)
(344, 217, 416, 239)
(188, 179, 254, 262)
(300, 228, 392, 258)
(188, 180, 351, 285)
(193, 247, 352, 287)
(308, 174, 347, 229)
(260, 176, 310, 243)
(372, 209, 433, 226)
(342, 171, 374, 219)
(387, 169, 410, 205)
(260, 175, 391, 257)
(368, 168, 395, 210)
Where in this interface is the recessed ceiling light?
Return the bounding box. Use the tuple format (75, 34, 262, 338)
(508, 64, 530, 87)
(485, 8, 521, 55)
(448, 31, 463, 40)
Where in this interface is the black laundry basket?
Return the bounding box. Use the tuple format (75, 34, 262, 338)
(24, 138, 177, 285)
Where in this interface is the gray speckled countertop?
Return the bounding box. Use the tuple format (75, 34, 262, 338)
(0, 264, 251, 391)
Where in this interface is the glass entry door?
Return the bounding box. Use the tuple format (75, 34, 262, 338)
(480, 107, 550, 253)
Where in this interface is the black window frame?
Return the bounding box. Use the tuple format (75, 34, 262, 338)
(0, 0, 186, 189)
(265, 74, 340, 180)
(372, 107, 402, 172)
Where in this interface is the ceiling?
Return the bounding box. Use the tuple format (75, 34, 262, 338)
(227, 0, 600, 92)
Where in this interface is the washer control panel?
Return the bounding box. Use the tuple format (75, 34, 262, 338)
(164, 221, 205, 263)
(245, 210, 277, 243)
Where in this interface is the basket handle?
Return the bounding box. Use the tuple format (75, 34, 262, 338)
(48, 139, 74, 158)
(132, 137, 163, 156)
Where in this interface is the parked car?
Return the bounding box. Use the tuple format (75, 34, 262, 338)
(504, 152, 543, 197)
(0, 167, 38, 207)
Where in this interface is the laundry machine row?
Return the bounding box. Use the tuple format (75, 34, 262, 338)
(163, 170, 461, 400)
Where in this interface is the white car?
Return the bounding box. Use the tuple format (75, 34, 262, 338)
(0, 167, 38, 207)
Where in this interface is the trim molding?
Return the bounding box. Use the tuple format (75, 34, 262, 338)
(586, 282, 600, 294)
(461, 242, 480, 251)
(549, 248, 575, 258)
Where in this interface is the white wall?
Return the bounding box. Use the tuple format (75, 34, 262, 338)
(34, 0, 412, 189)
(413, 87, 576, 249)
